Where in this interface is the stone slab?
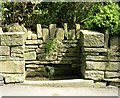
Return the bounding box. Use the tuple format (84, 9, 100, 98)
(68, 29, 75, 40)
(84, 48, 107, 53)
(86, 61, 106, 70)
(0, 46, 10, 56)
(24, 52, 36, 60)
(85, 70, 104, 80)
(49, 24, 56, 39)
(42, 28, 49, 43)
(25, 40, 43, 45)
(11, 46, 24, 54)
(36, 48, 45, 53)
(64, 23, 68, 39)
(0, 33, 24, 46)
(37, 24, 42, 38)
(106, 62, 120, 71)
(76, 24, 81, 39)
(56, 28, 64, 40)
(81, 30, 104, 47)
(3, 74, 24, 83)
(86, 56, 108, 61)
(0, 61, 24, 73)
(105, 72, 120, 78)
(31, 34, 37, 40)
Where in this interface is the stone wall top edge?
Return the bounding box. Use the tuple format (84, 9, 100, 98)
(0, 32, 25, 35)
(80, 30, 104, 35)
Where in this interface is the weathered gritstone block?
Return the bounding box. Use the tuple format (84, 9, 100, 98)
(31, 34, 37, 40)
(105, 62, 120, 71)
(25, 45, 38, 49)
(37, 24, 42, 38)
(0, 61, 24, 73)
(84, 48, 107, 53)
(0, 32, 24, 46)
(37, 54, 46, 60)
(68, 29, 76, 40)
(49, 24, 56, 39)
(11, 53, 23, 58)
(86, 56, 108, 61)
(25, 61, 49, 65)
(105, 72, 120, 78)
(36, 48, 45, 54)
(76, 24, 81, 39)
(85, 70, 104, 80)
(24, 51, 36, 60)
(0, 46, 10, 56)
(81, 30, 104, 47)
(25, 40, 43, 45)
(42, 28, 49, 43)
(63, 40, 79, 44)
(3, 74, 24, 83)
(86, 61, 106, 70)
(11, 46, 24, 54)
(26, 64, 44, 68)
(64, 23, 68, 39)
(56, 28, 64, 40)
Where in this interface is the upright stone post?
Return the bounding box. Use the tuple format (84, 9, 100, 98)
(64, 23, 68, 39)
(49, 24, 56, 39)
(37, 24, 42, 38)
(75, 24, 80, 39)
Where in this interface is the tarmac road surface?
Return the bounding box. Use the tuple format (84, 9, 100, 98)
(0, 84, 119, 96)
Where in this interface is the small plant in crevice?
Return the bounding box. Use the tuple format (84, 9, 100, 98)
(45, 38, 64, 59)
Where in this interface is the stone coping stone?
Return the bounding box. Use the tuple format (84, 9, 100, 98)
(80, 30, 104, 47)
(20, 79, 94, 87)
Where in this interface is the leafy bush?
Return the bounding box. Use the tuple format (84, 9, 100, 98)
(84, 2, 120, 35)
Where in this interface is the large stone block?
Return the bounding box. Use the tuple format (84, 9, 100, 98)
(81, 30, 104, 47)
(86, 61, 106, 70)
(25, 40, 43, 45)
(106, 62, 120, 71)
(36, 48, 45, 54)
(64, 23, 68, 39)
(0, 61, 24, 73)
(76, 24, 81, 39)
(42, 28, 49, 43)
(85, 70, 104, 80)
(56, 28, 64, 40)
(105, 72, 120, 78)
(37, 24, 42, 38)
(49, 24, 56, 39)
(0, 46, 10, 56)
(3, 74, 24, 83)
(24, 52, 36, 60)
(0, 32, 24, 46)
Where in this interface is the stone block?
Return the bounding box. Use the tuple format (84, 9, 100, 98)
(84, 52, 99, 56)
(37, 24, 42, 38)
(24, 52, 36, 60)
(26, 64, 44, 68)
(0, 56, 23, 61)
(86, 61, 106, 70)
(86, 56, 108, 61)
(105, 72, 120, 78)
(0, 27, 3, 33)
(25, 40, 43, 45)
(37, 54, 46, 60)
(25, 61, 49, 65)
(64, 23, 68, 39)
(93, 82, 106, 88)
(36, 48, 45, 54)
(3, 74, 24, 83)
(42, 28, 49, 43)
(11, 46, 24, 54)
(106, 62, 120, 71)
(56, 28, 64, 40)
(110, 36, 120, 51)
(0, 32, 24, 46)
(76, 24, 81, 39)
(0, 61, 24, 73)
(49, 24, 56, 39)
(0, 46, 10, 56)
(31, 34, 37, 40)
(81, 30, 104, 47)
(63, 40, 79, 44)
(25, 45, 38, 49)
(0, 74, 3, 81)
(11, 53, 23, 58)
(68, 29, 75, 40)
(27, 29, 32, 39)
(84, 48, 107, 53)
(85, 70, 104, 80)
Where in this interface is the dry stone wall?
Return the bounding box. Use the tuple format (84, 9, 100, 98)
(25, 24, 81, 80)
(0, 32, 25, 83)
(80, 30, 120, 87)
(0, 24, 119, 87)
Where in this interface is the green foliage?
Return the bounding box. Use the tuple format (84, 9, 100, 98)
(84, 3, 120, 35)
